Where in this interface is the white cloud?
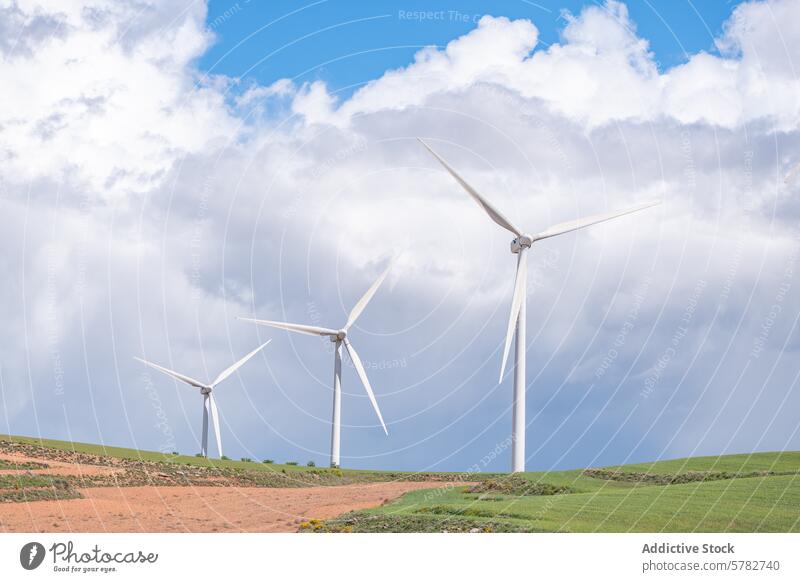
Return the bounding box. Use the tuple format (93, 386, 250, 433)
(0, 0, 238, 197)
(280, 0, 799, 130)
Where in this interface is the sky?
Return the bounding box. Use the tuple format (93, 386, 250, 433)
(1, 0, 799, 473)
(200, 0, 736, 96)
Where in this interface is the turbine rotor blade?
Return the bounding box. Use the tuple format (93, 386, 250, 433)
(211, 340, 271, 387)
(500, 249, 528, 382)
(343, 339, 388, 435)
(237, 317, 337, 337)
(209, 393, 223, 458)
(134, 357, 208, 389)
(345, 263, 393, 330)
(535, 200, 661, 241)
(418, 138, 522, 237)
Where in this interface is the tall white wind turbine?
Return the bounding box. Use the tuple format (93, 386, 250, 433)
(238, 265, 391, 468)
(419, 139, 660, 473)
(135, 341, 270, 458)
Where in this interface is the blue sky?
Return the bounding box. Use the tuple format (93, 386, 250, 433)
(2, 0, 799, 474)
(202, 0, 739, 98)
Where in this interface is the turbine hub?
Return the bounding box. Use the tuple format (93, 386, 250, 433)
(332, 330, 347, 341)
(200, 387, 212, 395)
(510, 234, 533, 254)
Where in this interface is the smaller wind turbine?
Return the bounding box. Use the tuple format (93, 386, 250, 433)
(239, 264, 392, 468)
(134, 341, 270, 458)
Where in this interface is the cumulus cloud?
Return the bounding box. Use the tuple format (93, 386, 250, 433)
(1, 0, 799, 470)
(286, 0, 798, 130)
(0, 0, 238, 197)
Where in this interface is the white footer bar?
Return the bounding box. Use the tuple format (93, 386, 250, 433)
(1, 533, 797, 581)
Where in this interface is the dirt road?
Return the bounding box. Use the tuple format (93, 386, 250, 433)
(0, 481, 446, 532)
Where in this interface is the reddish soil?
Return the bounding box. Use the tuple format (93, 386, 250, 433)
(0, 482, 447, 532)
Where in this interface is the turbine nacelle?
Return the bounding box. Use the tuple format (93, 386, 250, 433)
(200, 386, 212, 395)
(510, 234, 534, 254)
(331, 329, 347, 341)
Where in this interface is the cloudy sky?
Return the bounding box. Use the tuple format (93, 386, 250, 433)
(1, 0, 799, 472)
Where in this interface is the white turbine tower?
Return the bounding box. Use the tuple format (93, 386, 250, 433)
(135, 341, 270, 458)
(419, 138, 660, 473)
(238, 265, 391, 468)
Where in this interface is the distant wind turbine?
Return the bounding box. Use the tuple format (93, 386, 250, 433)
(239, 265, 391, 468)
(135, 341, 270, 458)
(419, 138, 660, 472)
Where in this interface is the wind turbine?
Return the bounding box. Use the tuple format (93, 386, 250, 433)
(238, 265, 391, 468)
(419, 138, 660, 473)
(134, 341, 270, 458)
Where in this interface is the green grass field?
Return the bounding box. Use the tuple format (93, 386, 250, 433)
(312, 451, 800, 532)
(3, 434, 798, 532)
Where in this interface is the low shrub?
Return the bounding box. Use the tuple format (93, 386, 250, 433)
(582, 468, 791, 485)
(418, 505, 496, 518)
(468, 477, 573, 496)
(303, 513, 539, 533)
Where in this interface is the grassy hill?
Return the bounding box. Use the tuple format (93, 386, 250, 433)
(310, 451, 800, 532)
(2, 434, 797, 532)
(0, 433, 319, 473)
(0, 433, 464, 479)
